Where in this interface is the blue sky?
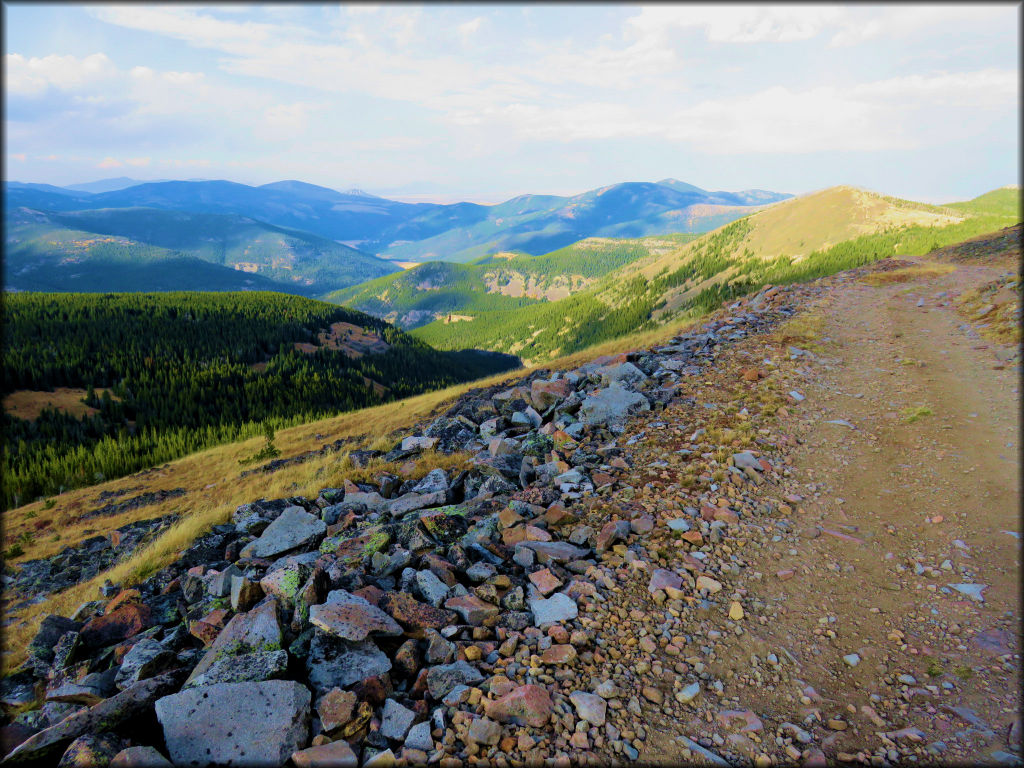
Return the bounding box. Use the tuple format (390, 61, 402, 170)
(5, 3, 1019, 203)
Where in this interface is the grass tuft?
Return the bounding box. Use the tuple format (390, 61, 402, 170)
(901, 405, 933, 423)
(859, 263, 955, 285)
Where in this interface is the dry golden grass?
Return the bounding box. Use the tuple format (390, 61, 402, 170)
(768, 310, 825, 350)
(2, 388, 115, 422)
(955, 277, 1021, 345)
(0, 298, 721, 673)
(858, 263, 956, 286)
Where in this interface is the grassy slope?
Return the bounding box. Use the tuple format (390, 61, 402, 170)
(411, 186, 1021, 364)
(4, 207, 399, 295)
(324, 234, 696, 328)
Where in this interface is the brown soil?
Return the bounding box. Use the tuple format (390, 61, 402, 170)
(636, 242, 1020, 763)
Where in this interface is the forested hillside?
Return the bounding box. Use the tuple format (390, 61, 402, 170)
(327, 234, 697, 328)
(1, 292, 518, 509)
(412, 187, 1021, 362)
(3, 206, 398, 295)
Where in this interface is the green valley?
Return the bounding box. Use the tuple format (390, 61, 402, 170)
(1, 291, 519, 509)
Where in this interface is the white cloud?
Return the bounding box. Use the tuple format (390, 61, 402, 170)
(487, 69, 1019, 154)
(458, 17, 484, 44)
(628, 6, 843, 45)
(126, 157, 151, 167)
(98, 157, 123, 168)
(829, 6, 1011, 47)
(5, 53, 117, 95)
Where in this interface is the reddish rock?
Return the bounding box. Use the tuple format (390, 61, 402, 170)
(563, 580, 596, 600)
(351, 674, 392, 707)
(104, 589, 142, 615)
(595, 520, 630, 553)
(547, 625, 569, 644)
(776, 569, 795, 581)
(484, 684, 553, 728)
(380, 592, 457, 631)
(444, 595, 499, 625)
(542, 504, 569, 527)
(648, 569, 683, 594)
(530, 379, 571, 411)
(317, 688, 357, 733)
(714, 509, 739, 524)
(188, 620, 221, 647)
(523, 525, 552, 542)
(716, 709, 764, 733)
(497, 508, 523, 528)
(528, 569, 562, 596)
(352, 585, 385, 607)
(630, 515, 655, 534)
(591, 472, 615, 488)
(540, 644, 577, 664)
(308, 602, 402, 641)
(680, 530, 704, 545)
(291, 740, 358, 768)
(501, 528, 527, 547)
(79, 603, 151, 649)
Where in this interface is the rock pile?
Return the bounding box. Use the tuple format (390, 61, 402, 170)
(2, 284, 808, 766)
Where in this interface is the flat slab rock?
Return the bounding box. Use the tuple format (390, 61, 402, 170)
(155, 680, 311, 767)
(240, 507, 326, 559)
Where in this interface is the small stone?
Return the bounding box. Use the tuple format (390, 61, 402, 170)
(380, 699, 417, 742)
(696, 576, 722, 594)
(642, 686, 663, 705)
(317, 688, 358, 733)
(569, 691, 607, 727)
(291, 740, 359, 768)
(109, 745, 174, 768)
(467, 717, 502, 746)
(728, 602, 744, 621)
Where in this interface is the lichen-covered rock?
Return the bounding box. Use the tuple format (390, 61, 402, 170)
(3, 672, 184, 765)
(306, 633, 391, 695)
(113, 639, 175, 690)
(185, 598, 282, 686)
(184, 650, 289, 689)
(425, 660, 483, 699)
(57, 732, 123, 768)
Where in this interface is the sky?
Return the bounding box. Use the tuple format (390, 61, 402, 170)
(4, 3, 1020, 203)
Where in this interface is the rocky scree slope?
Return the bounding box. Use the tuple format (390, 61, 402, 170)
(2, 265, 1016, 767)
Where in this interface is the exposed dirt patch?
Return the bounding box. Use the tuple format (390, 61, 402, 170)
(293, 321, 390, 358)
(2, 388, 116, 422)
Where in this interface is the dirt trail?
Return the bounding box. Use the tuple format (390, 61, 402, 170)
(627, 248, 1020, 765)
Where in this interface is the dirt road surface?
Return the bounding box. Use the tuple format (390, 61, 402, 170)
(607, 237, 1020, 766)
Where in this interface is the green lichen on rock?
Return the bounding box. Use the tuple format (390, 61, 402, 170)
(420, 505, 471, 545)
(319, 536, 341, 554)
(363, 529, 391, 554)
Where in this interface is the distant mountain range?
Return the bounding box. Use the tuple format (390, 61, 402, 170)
(3, 206, 399, 295)
(4, 177, 792, 271)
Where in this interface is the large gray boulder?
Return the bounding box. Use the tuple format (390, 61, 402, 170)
(240, 508, 326, 559)
(155, 680, 311, 767)
(579, 384, 650, 434)
(306, 634, 392, 695)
